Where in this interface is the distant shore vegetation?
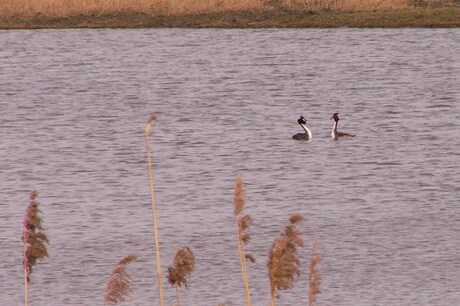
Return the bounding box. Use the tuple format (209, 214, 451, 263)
(1, 0, 459, 28)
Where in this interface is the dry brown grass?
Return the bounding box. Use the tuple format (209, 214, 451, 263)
(308, 240, 322, 306)
(279, 0, 454, 11)
(0, 0, 455, 18)
(0, 0, 266, 18)
(23, 190, 49, 306)
(104, 254, 138, 305)
(267, 213, 304, 306)
(167, 247, 196, 306)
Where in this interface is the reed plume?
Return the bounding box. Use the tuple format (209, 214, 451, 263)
(167, 246, 196, 306)
(233, 175, 254, 306)
(104, 254, 137, 305)
(145, 113, 165, 306)
(22, 190, 49, 306)
(308, 240, 322, 306)
(267, 213, 304, 306)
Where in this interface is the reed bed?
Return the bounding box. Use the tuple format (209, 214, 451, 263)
(0, 0, 455, 18)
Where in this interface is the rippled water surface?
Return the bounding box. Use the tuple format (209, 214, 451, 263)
(1, 28, 459, 306)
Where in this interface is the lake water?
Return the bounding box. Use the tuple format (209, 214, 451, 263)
(1, 28, 459, 306)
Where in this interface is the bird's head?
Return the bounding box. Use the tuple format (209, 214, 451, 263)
(330, 113, 339, 122)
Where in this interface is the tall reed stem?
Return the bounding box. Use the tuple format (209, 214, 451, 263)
(175, 282, 180, 306)
(235, 217, 251, 305)
(23, 234, 28, 306)
(233, 176, 252, 306)
(270, 290, 276, 306)
(145, 115, 164, 306)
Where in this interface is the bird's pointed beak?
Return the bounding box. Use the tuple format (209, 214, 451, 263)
(330, 116, 334, 120)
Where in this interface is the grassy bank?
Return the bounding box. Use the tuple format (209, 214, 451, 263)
(1, 0, 459, 28)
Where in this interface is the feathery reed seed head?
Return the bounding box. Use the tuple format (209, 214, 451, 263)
(234, 177, 254, 250)
(309, 240, 322, 306)
(289, 213, 304, 224)
(23, 190, 49, 283)
(238, 214, 253, 231)
(234, 175, 245, 215)
(30, 190, 38, 200)
(245, 254, 256, 263)
(267, 214, 304, 298)
(104, 254, 137, 305)
(148, 114, 157, 124)
(167, 247, 196, 288)
(146, 113, 158, 134)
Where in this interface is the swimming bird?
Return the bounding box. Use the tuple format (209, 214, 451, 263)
(292, 116, 312, 140)
(330, 113, 355, 139)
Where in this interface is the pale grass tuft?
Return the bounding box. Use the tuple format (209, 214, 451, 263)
(104, 254, 137, 305)
(308, 240, 322, 306)
(267, 213, 304, 306)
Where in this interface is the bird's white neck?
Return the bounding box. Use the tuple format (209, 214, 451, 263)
(300, 123, 312, 139)
(332, 121, 338, 131)
(331, 121, 338, 139)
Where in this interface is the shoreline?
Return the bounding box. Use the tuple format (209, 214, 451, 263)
(1, 7, 460, 29)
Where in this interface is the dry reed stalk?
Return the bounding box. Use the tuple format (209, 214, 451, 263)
(308, 240, 322, 306)
(145, 114, 164, 306)
(233, 175, 254, 306)
(267, 213, 304, 306)
(22, 190, 49, 306)
(104, 254, 138, 305)
(166, 246, 196, 306)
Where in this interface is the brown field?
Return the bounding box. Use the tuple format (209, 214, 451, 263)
(0, 0, 456, 17)
(0, 0, 459, 28)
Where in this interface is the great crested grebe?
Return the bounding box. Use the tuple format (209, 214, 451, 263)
(292, 116, 312, 140)
(330, 113, 355, 139)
